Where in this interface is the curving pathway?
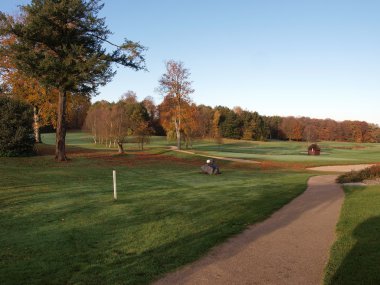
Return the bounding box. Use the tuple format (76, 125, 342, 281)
(154, 161, 371, 285)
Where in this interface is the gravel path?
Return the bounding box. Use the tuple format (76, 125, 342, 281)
(154, 164, 370, 285)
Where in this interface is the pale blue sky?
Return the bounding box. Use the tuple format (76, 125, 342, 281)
(2, 1, 380, 125)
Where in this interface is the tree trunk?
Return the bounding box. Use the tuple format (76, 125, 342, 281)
(92, 126, 97, 143)
(55, 90, 67, 161)
(175, 119, 181, 150)
(33, 106, 42, 143)
(176, 128, 181, 149)
(117, 142, 124, 154)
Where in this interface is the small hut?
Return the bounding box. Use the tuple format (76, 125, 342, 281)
(308, 143, 321, 155)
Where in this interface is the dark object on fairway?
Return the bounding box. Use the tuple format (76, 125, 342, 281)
(308, 144, 321, 155)
(201, 159, 221, 175)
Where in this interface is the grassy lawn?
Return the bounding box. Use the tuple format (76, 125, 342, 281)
(41, 132, 380, 166)
(191, 140, 380, 166)
(40, 132, 172, 151)
(2, 132, 379, 284)
(324, 185, 380, 285)
(0, 137, 311, 284)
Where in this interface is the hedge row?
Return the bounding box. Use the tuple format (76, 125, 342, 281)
(336, 165, 380, 183)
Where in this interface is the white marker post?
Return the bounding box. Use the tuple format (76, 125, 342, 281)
(113, 170, 117, 200)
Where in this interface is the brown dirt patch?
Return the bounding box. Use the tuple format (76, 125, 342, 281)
(35, 144, 109, 157)
(86, 151, 204, 168)
(35, 144, 204, 168)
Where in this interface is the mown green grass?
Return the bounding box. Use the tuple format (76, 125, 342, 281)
(324, 185, 380, 285)
(41, 132, 380, 166)
(0, 142, 311, 285)
(41, 132, 171, 151)
(3, 132, 378, 284)
(192, 140, 380, 165)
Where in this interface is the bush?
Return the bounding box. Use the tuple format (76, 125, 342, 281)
(308, 143, 321, 151)
(336, 165, 380, 183)
(0, 97, 35, 156)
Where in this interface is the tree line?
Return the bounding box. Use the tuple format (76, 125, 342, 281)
(84, 96, 380, 149)
(270, 116, 380, 143)
(84, 60, 380, 147)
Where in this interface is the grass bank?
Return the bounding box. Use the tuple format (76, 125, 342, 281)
(324, 185, 380, 285)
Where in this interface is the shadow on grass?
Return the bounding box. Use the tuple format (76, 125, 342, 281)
(0, 177, 317, 285)
(0, 151, 315, 285)
(328, 216, 380, 285)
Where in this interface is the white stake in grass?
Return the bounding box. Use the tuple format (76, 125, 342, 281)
(113, 170, 117, 200)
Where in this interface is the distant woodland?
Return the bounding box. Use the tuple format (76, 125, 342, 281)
(1, 68, 379, 146)
(83, 94, 380, 147)
(1, 62, 379, 146)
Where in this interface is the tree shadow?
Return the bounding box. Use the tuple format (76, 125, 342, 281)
(2, 166, 336, 284)
(0, 176, 328, 285)
(329, 216, 380, 285)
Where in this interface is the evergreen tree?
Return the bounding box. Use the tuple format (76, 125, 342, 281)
(0, 0, 145, 160)
(0, 97, 35, 157)
(215, 106, 243, 139)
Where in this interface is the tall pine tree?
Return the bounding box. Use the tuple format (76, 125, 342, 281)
(0, 0, 145, 160)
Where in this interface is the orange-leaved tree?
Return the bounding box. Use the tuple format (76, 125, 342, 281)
(157, 60, 194, 149)
(1, 36, 91, 141)
(0, 35, 57, 143)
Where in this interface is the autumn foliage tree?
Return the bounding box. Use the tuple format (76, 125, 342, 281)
(212, 110, 222, 143)
(84, 96, 152, 153)
(83, 100, 109, 144)
(0, 0, 145, 161)
(158, 60, 194, 149)
(1, 74, 52, 143)
(110, 101, 130, 153)
(1, 36, 91, 139)
(0, 35, 53, 143)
